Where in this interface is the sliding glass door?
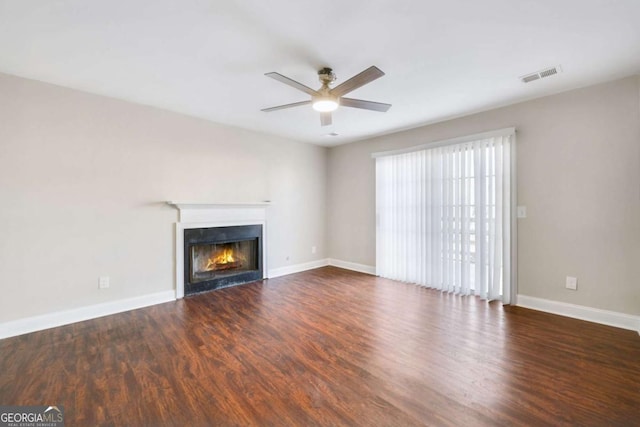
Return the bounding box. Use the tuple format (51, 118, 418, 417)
(375, 129, 514, 303)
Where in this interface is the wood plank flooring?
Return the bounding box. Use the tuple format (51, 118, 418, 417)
(1, 266, 639, 426)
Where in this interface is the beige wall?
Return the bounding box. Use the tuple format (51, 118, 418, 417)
(328, 75, 640, 316)
(0, 73, 326, 323)
(2, 71, 638, 324)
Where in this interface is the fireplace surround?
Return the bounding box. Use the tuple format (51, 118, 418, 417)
(168, 202, 269, 298)
(184, 224, 263, 295)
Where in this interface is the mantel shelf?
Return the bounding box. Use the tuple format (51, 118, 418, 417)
(167, 201, 272, 210)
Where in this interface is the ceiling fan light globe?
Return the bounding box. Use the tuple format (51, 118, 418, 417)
(312, 98, 339, 112)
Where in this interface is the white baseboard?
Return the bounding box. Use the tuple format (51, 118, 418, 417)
(0, 290, 176, 340)
(266, 258, 377, 279)
(328, 258, 376, 275)
(517, 294, 640, 332)
(267, 259, 329, 279)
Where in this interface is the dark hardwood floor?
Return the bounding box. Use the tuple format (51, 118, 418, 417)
(1, 266, 639, 426)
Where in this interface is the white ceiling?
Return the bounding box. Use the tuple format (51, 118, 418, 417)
(1, 0, 639, 146)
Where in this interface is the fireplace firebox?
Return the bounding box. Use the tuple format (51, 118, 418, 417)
(183, 225, 263, 295)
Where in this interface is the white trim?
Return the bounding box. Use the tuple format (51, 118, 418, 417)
(268, 259, 329, 278)
(167, 201, 271, 209)
(266, 258, 377, 279)
(328, 259, 376, 275)
(517, 294, 640, 332)
(371, 127, 516, 158)
(167, 202, 270, 223)
(0, 291, 175, 340)
(510, 133, 518, 305)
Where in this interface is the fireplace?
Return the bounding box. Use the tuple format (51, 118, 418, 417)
(183, 224, 263, 295)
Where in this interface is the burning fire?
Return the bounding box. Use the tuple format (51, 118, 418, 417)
(205, 247, 242, 271)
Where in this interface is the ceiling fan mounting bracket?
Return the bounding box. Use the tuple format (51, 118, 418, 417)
(317, 67, 336, 86)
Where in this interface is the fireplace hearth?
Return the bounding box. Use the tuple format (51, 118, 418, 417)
(184, 225, 263, 295)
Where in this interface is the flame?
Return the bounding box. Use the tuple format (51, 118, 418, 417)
(206, 247, 236, 270)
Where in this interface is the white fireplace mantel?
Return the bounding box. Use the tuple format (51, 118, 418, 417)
(167, 201, 270, 298)
(167, 201, 271, 209)
(167, 201, 271, 223)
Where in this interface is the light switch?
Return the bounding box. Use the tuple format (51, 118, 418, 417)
(517, 206, 527, 218)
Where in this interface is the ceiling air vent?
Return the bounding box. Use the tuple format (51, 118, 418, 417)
(520, 65, 562, 83)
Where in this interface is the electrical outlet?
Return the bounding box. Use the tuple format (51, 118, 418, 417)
(565, 276, 577, 290)
(311, 246, 317, 254)
(99, 276, 110, 289)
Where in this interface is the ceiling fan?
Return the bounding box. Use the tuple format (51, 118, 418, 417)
(261, 66, 391, 126)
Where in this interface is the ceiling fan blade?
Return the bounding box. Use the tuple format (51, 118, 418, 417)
(261, 100, 311, 112)
(320, 112, 332, 126)
(340, 97, 391, 112)
(330, 66, 385, 97)
(265, 72, 319, 96)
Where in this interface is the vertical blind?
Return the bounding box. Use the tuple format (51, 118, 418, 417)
(375, 131, 513, 303)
